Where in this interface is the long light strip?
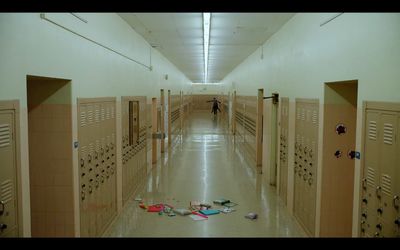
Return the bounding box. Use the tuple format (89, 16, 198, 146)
(203, 13, 211, 83)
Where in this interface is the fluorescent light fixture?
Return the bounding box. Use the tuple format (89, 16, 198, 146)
(203, 13, 211, 83)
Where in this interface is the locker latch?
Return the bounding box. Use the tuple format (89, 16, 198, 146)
(394, 196, 399, 209)
(348, 150, 356, 159)
(0, 200, 4, 216)
(335, 124, 346, 135)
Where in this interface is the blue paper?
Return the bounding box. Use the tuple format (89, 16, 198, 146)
(199, 209, 220, 215)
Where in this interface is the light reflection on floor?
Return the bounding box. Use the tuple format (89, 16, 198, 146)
(105, 111, 306, 237)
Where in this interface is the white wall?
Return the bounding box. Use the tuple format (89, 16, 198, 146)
(222, 13, 400, 102)
(0, 13, 191, 236)
(221, 13, 400, 236)
(190, 84, 225, 95)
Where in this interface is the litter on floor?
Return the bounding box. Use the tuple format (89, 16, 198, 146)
(136, 197, 248, 221)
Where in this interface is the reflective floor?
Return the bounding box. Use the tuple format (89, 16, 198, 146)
(105, 111, 306, 237)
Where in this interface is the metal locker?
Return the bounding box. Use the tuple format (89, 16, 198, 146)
(0, 111, 18, 237)
(396, 114, 400, 237)
(360, 103, 400, 237)
(362, 110, 380, 237)
(294, 99, 319, 236)
(379, 112, 398, 237)
(279, 98, 289, 201)
(78, 98, 116, 237)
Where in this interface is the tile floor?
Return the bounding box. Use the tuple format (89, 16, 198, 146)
(105, 111, 306, 237)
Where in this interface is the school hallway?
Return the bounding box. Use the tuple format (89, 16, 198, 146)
(105, 111, 305, 237)
(1, 13, 400, 238)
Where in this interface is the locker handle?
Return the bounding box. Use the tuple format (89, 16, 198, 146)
(0, 200, 4, 216)
(394, 196, 399, 209)
(362, 178, 367, 190)
(376, 186, 382, 198)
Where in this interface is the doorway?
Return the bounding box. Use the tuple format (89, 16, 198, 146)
(320, 80, 358, 237)
(27, 75, 73, 237)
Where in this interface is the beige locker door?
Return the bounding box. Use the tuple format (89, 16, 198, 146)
(279, 98, 289, 205)
(379, 112, 398, 237)
(396, 114, 400, 237)
(0, 111, 18, 237)
(362, 110, 380, 237)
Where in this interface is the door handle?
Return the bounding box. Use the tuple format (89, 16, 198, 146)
(0, 200, 4, 216)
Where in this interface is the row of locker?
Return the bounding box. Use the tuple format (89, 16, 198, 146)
(78, 96, 151, 237)
(293, 99, 319, 236)
(121, 97, 148, 204)
(278, 98, 400, 237)
(78, 98, 118, 237)
(233, 96, 258, 164)
(0, 91, 193, 237)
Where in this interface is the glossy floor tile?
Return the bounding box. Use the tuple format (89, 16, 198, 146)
(105, 111, 306, 237)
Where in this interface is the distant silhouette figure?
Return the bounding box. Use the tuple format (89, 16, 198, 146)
(207, 97, 221, 115)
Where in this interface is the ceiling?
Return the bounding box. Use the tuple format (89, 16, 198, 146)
(118, 13, 295, 83)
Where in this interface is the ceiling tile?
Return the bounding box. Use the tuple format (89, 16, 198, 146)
(119, 13, 295, 83)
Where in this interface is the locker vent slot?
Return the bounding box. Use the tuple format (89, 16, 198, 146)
(111, 106, 115, 119)
(1, 180, 13, 203)
(87, 108, 93, 125)
(101, 107, 105, 121)
(296, 108, 301, 120)
(80, 146, 87, 156)
(301, 109, 305, 121)
(368, 121, 377, 140)
(80, 111, 86, 127)
(366, 167, 375, 186)
(106, 106, 110, 120)
(95, 108, 100, 123)
(0, 124, 10, 147)
(89, 143, 94, 154)
(312, 110, 318, 124)
(301, 136, 305, 146)
(383, 123, 393, 145)
(381, 174, 391, 196)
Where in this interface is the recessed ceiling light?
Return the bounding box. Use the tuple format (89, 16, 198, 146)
(203, 13, 211, 83)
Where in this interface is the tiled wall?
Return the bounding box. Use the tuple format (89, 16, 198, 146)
(27, 79, 74, 237)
